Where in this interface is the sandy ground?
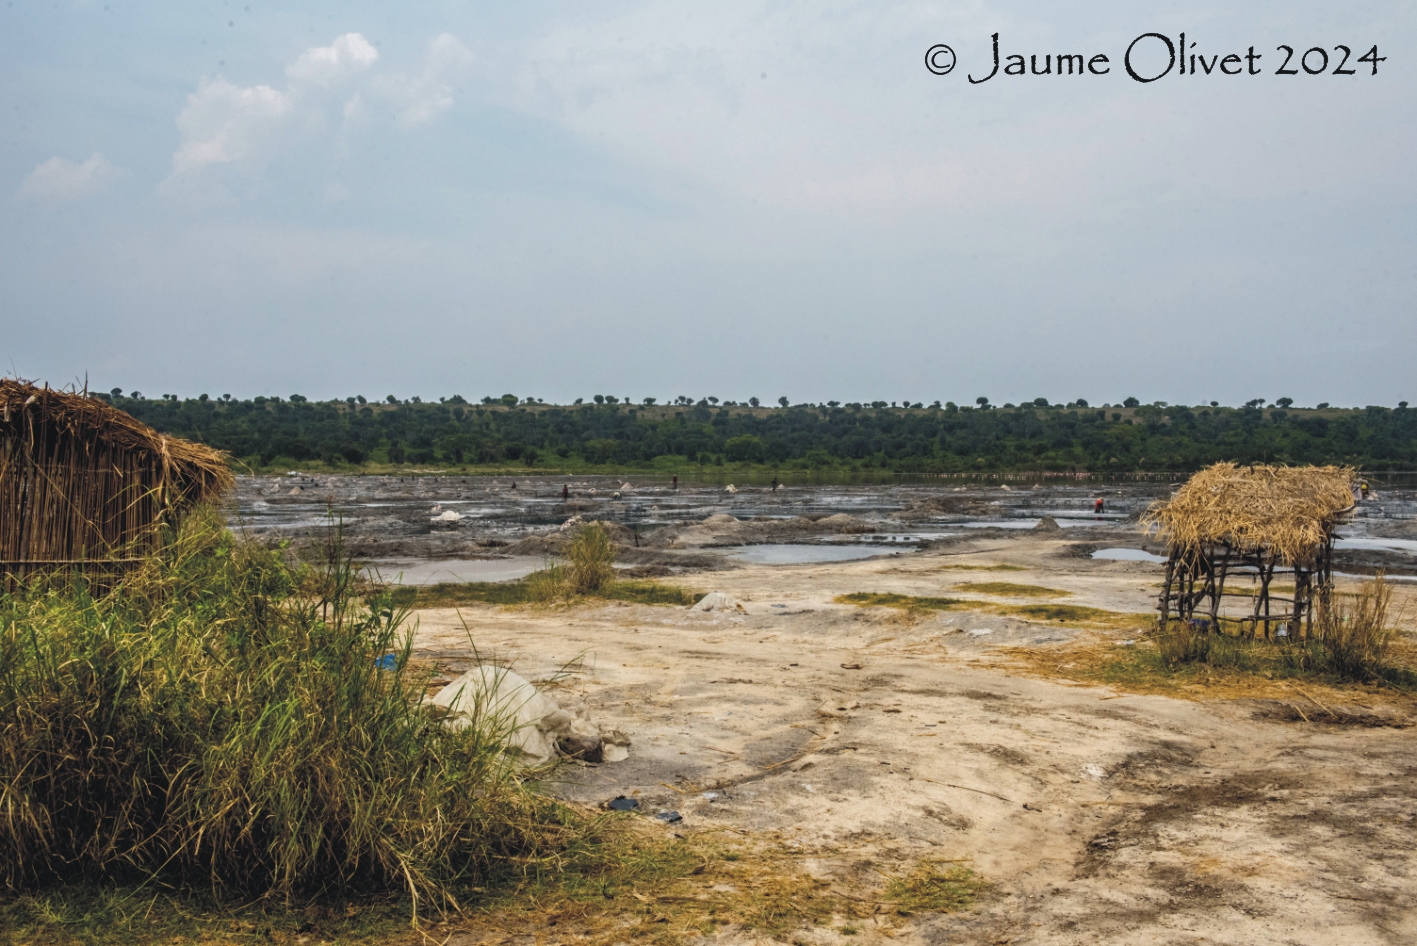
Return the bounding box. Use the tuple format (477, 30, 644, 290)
(411, 531, 1417, 946)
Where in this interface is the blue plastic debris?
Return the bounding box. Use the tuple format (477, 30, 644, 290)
(375, 653, 398, 671)
(654, 811, 683, 824)
(607, 796, 639, 812)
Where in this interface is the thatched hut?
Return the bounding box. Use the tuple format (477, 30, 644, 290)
(1142, 463, 1356, 639)
(1, 380, 232, 588)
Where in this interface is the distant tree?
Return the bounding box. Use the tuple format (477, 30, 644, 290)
(643, 397, 657, 406)
(411, 396, 422, 404)
(1074, 398, 1088, 408)
(930, 401, 941, 409)
(778, 397, 789, 408)
(594, 394, 605, 404)
(1276, 397, 1294, 409)
(605, 396, 619, 404)
(1316, 402, 1330, 410)
(828, 401, 841, 408)
(387, 395, 399, 404)
(500, 394, 518, 407)
(708, 396, 719, 405)
(110, 388, 122, 398)
(1122, 397, 1139, 408)
(1033, 397, 1049, 407)
(725, 434, 765, 462)
(749, 397, 760, 408)
(574, 398, 583, 405)
(976, 397, 990, 409)
(1210, 401, 1218, 407)
(1244, 398, 1265, 410)
(356, 395, 367, 404)
(199, 393, 209, 402)
(1401, 401, 1410, 410)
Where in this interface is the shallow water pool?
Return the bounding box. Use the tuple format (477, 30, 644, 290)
(364, 556, 545, 585)
(722, 544, 902, 565)
(1091, 548, 1168, 563)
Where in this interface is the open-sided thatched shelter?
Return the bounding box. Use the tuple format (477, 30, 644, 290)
(1142, 463, 1357, 639)
(1, 380, 232, 588)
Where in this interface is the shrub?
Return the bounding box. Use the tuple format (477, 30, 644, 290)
(0, 509, 564, 908)
(567, 524, 615, 594)
(1317, 575, 1395, 681)
(1156, 620, 1213, 667)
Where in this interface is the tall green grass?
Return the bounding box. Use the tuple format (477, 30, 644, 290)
(0, 509, 574, 911)
(567, 524, 616, 595)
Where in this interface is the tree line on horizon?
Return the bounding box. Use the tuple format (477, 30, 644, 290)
(97, 390, 1417, 473)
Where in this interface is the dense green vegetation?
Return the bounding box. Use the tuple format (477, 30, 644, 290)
(0, 509, 567, 907)
(100, 390, 1417, 473)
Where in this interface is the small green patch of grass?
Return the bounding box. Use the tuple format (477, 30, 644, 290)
(387, 574, 703, 610)
(836, 593, 1145, 630)
(835, 592, 965, 611)
(387, 579, 539, 609)
(951, 581, 1071, 597)
(995, 603, 1143, 628)
(939, 563, 1025, 571)
(2, 828, 984, 946)
(600, 581, 705, 607)
(1079, 635, 1417, 694)
(884, 860, 985, 914)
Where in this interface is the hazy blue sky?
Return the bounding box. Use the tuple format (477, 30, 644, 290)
(3, 1, 1413, 406)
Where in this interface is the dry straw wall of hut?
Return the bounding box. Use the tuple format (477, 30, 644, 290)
(1, 380, 232, 586)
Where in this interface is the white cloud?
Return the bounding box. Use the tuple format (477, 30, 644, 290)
(286, 32, 379, 87)
(19, 152, 119, 199)
(171, 78, 292, 174)
(168, 32, 463, 182)
(373, 33, 472, 127)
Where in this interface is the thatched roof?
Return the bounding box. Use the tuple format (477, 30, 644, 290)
(1, 379, 232, 505)
(1142, 462, 1355, 565)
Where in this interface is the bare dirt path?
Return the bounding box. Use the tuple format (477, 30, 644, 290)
(412, 533, 1417, 945)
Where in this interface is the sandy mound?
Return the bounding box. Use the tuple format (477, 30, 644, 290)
(644, 513, 876, 549)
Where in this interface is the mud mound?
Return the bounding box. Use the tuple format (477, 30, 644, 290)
(643, 513, 876, 548)
(503, 534, 568, 556)
(620, 564, 674, 578)
(890, 496, 989, 521)
(505, 520, 640, 557)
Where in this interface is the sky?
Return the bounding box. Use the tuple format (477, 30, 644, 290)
(2, 1, 1413, 408)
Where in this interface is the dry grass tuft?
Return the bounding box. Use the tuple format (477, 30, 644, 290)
(1317, 575, 1397, 680)
(939, 564, 1025, 572)
(445, 827, 984, 946)
(884, 859, 985, 914)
